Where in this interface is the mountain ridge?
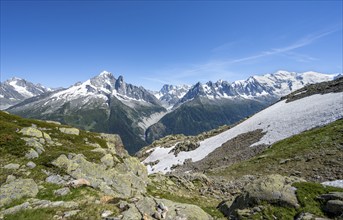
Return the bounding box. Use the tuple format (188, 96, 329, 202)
(3, 70, 338, 153)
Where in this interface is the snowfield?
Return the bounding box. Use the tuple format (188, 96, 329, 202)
(322, 180, 343, 189)
(144, 92, 343, 174)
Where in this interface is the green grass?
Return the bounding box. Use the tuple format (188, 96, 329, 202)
(4, 208, 63, 220)
(294, 182, 343, 216)
(36, 183, 99, 202)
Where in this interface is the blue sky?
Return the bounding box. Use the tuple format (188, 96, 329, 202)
(1, 1, 342, 90)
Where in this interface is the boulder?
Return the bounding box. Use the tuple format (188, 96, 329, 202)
(25, 148, 39, 159)
(21, 137, 45, 154)
(63, 209, 80, 218)
(26, 161, 36, 169)
(3, 163, 20, 169)
(52, 154, 148, 198)
(223, 174, 305, 217)
(318, 192, 343, 201)
(19, 127, 43, 138)
(59, 127, 80, 135)
(46, 174, 66, 185)
(54, 187, 70, 196)
(324, 200, 343, 216)
(101, 210, 114, 218)
(0, 179, 39, 207)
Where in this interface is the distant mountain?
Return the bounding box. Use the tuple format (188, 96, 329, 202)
(177, 71, 335, 105)
(0, 77, 53, 109)
(7, 71, 166, 154)
(142, 77, 343, 174)
(146, 71, 337, 143)
(6, 70, 338, 154)
(154, 84, 191, 109)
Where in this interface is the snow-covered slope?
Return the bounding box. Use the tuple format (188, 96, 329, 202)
(0, 77, 53, 109)
(144, 91, 343, 174)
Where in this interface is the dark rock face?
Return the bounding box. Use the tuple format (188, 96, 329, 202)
(318, 192, 343, 217)
(282, 77, 343, 103)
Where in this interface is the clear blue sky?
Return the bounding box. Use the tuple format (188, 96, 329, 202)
(1, 1, 342, 90)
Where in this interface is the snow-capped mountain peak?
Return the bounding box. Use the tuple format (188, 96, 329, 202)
(143, 78, 343, 174)
(175, 70, 337, 105)
(0, 77, 53, 109)
(154, 84, 191, 108)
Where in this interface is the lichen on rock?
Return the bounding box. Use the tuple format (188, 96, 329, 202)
(0, 179, 39, 207)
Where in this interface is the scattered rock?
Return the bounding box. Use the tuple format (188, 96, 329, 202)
(25, 148, 39, 159)
(0, 202, 30, 216)
(119, 197, 212, 219)
(31, 199, 78, 209)
(0, 178, 39, 207)
(101, 210, 114, 218)
(26, 161, 36, 169)
(279, 158, 291, 164)
(22, 137, 45, 154)
(3, 163, 20, 169)
(19, 127, 43, 138)
(54, 187, 70, 196)
(59, 127, 80, 135)
(46, 174, 67, 185)
(63, 209, 80, 218)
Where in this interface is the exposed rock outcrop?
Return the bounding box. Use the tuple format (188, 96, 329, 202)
(52, 154, 148, 198)
(0, 179, 39, 207)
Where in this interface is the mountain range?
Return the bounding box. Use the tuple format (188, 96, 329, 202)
(2, 70, 337, 153)
(141, 77, 343, 174)
(0, 77, 55, 110)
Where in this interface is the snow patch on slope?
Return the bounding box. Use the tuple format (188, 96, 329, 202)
(8, 81, 35, 97)
(144, 92, 343, 174)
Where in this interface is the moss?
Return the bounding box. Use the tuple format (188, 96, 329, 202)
(248, 205, 297, 220)
(293, 182, 343, 216)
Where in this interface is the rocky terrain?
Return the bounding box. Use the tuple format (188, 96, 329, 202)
(0, 111, 212, 219)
